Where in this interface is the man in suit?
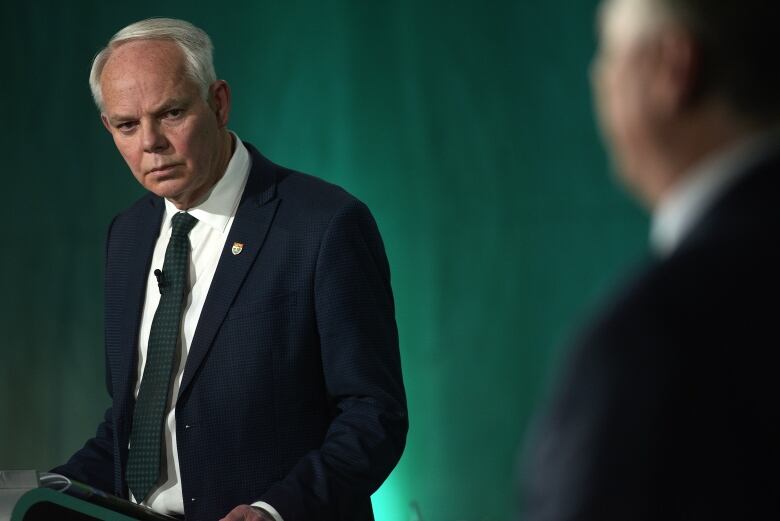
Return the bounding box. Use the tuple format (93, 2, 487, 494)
(53, 18, 407, 521)
(522, 0, 779, 519)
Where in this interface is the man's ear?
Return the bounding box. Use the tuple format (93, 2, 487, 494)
(652, 27, 701, 115)
(101, 113, 113, 134)
(209, 80, 231, 128)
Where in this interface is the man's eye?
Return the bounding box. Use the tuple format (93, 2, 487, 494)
(166, 109, 184, 118)
(118, 122, 137, 132)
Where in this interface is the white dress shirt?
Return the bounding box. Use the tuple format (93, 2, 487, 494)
(651, 130, 780, 257)
(132, 134, 283, 521)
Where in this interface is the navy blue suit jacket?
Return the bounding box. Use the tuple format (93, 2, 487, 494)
(55, 143, 408, 521)
(522, 150, 780, 519)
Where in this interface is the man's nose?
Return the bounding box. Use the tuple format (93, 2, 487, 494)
(142, 121, 169, 153)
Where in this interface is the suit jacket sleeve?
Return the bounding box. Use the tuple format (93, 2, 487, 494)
(50, 216, 120, 494)
(259, 200, 408, 520)
(50, 405, 116, 494)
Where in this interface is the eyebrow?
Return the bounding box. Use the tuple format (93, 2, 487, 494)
(153, 99, 189, 116)
(106, 99, 190, 125)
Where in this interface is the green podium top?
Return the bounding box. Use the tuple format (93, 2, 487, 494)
(12, 488, 138, 521)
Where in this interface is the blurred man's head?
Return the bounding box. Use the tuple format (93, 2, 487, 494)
(592, 0, 780, 207)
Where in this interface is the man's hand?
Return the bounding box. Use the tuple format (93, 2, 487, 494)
(219, 505, 274, 521)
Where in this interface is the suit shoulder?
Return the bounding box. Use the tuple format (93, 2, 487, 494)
(104, 193, 162, 252)
(576, 234, 778, 373)
(111, 192, 160, 226)
(275, 168, 368, 218)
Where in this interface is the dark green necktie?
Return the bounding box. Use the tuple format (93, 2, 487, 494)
(127, 211, 198, 503)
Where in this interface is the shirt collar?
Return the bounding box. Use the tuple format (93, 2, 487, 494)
(650, 129, 780, 257)
(163, 132, 251, 233)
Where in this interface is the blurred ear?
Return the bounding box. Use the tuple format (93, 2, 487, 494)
(209, 80, 231, 128)
(100, 113, 113, 134)
(650, 27, 701, 116)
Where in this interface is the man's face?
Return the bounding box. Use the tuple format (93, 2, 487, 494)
(592, 0, 665, 203)
(99, 39, 228, 209)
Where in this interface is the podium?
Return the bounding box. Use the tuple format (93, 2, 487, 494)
(1, 471, 177, 521)
(11, 488, 137, 520)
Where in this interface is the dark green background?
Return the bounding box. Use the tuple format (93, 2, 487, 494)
(0, 1, 647, 519)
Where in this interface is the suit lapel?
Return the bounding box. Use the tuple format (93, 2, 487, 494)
(178, 146, 280, 398)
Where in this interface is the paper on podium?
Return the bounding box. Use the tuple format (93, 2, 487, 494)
(1, 470, 178, 521)
(0, 470, 39, 521)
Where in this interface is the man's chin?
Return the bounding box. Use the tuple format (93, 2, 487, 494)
(145, 183, 188, 206)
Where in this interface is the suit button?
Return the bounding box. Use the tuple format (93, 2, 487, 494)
(191, 497, 196, 502)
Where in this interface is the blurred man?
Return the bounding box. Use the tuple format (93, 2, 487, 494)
(522, 0, 780, 519)
(53, 18, 407, 521)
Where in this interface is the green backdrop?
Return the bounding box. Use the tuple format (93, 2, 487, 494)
(0, 1, 647, 519)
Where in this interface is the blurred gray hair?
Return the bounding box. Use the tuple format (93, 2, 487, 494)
(88, 18, 216, 111)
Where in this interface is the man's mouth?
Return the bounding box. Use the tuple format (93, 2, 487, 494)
(148, 163, 181, 175)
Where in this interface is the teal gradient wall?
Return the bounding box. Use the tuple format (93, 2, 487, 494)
(0, 1, 647, 519)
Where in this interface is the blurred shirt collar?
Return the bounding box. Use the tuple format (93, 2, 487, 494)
(651, 129, 780, 257)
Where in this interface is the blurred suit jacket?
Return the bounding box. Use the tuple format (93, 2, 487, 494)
(54, 143, 408, 521)
(522, 149, 780, 520)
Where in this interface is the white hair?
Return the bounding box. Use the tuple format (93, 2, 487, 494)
(599, 0, 674, 47)
(88, 18, 216, 111)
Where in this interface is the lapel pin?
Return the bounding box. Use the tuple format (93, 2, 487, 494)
(231, 242, 244, 255)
